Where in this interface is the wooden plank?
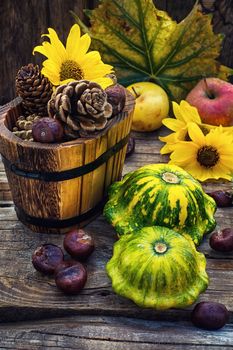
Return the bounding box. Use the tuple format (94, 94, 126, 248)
(0, 144, 11, 201)
(0, 112, 232, 347)
(0, 202, 232, 324)
(0, 315, 232, 349)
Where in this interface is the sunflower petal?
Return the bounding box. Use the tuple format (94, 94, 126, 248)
(81, 52, 113, 77)
(34, 42, 62, 67)
(60, 78, 78, 85)
(187, 123, 205, 145)
(91, 77, 113, 89)
(42, 28, 67, 60)
(78, 33, 91, 57)
(162, 118, 184, 131)
(160, 143, 174, 154)
(84, 67, 113, 81)
(42, 58, 60, 71)
(220, 156, 233, 170)
(207, 129, 233, 147)
(215, 162, 233, 174)
(182, 162, 210, 181)
(66, 24, 81, 59)
(159, 133, 176, 143)
(33, 44, 47, 57)
(170, 143, 197, 164)
(80, 50, 101, 63)
(41, 67, 60, 86)
(180, 100, 202, 123)
(172, 101, 186, 122)
(207, 165, 232, 181)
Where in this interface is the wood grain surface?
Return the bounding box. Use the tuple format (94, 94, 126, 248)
(0, 315, 232, 349)
(0, 127, 232, 348)
(1, 1, 233, 346)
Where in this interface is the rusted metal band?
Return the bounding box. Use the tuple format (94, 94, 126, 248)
(15, 198, 107, 228)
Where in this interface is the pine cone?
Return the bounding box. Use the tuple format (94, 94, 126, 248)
(12, 114, 41, 141)
(15, 63, 53, 116)
(48, 80, 113, 137)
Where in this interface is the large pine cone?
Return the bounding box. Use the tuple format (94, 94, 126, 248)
(15, 63, 53, 116)
(48, 80, 113, 137)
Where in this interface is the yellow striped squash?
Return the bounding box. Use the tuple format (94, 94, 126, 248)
(106, 226, 208, 309)
(104, 164, 216, 245)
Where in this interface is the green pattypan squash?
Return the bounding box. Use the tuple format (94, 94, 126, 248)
(106, 226, 208, 309)
(104, 164, 216, 245)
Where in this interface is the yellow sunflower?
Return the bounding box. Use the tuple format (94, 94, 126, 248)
(169, 123, 233, 182)
(33, 24, 114, 88)
(160, 101, 211, 154)
(159, 100, 233, 154)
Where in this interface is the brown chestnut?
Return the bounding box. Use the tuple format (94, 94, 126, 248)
(55, 261, 87, 294)
(191, 301, 229, 330)
(105, 84, 126, 116)
(209, 228, 233, 252)
(32, 244, 64, 275)
(54, 259, 77, 274)
(32, 117, 64, 143)
(207, 190, 232, 207)
(63, 229, 95, 260)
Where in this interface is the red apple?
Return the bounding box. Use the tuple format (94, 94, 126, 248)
(186, 78, 233, 126)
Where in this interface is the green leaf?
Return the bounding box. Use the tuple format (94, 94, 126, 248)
(72, 0, 232, 101)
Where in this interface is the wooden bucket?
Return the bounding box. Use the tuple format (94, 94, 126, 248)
(0, 92, 135, 233)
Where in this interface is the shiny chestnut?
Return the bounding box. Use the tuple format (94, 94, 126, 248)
(32, 244, 64, 275)
(191, 301, 229, 330)
(209, 228, 233, 252)
(64, 229, 95, 260)
(32, 117, 64, 143)
(55, 261, 87, 294)
(207, 190, 232, 207)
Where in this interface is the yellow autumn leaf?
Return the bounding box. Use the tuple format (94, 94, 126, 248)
(72, 0, 232, 101)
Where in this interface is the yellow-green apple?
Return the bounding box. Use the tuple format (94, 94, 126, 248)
(186, 78, 233, 126)
(126, 82, 169, 131)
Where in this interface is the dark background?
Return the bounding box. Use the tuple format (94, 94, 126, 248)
(0, 0, 233, 104)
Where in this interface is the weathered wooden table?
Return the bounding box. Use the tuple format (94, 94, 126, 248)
(0, 115, 232, 349)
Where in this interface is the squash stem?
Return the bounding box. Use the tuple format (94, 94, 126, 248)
(154, 242, 167, 254)
(162, 172, 179, 184)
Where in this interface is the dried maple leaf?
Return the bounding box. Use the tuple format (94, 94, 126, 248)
(72, 0, 232, 101)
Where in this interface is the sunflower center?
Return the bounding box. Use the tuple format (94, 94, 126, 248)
(197, 146, 220, 168)
(60, 60, 83, 81)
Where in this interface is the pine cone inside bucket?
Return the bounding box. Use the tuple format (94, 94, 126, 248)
(12, 114, 41, 141)
(48, 80, 113, 138)
(15, 63, 53, 116)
